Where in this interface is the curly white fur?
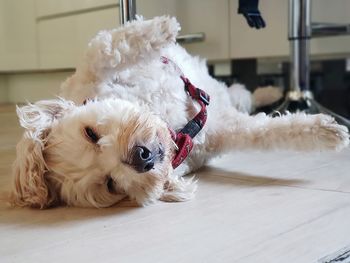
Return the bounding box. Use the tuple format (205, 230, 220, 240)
(11, 16, 349, 209)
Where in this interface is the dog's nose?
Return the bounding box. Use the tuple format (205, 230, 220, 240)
(130, 146, 155, 173)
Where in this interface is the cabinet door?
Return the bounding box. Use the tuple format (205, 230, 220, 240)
(138, 0, 230, 61)
(0, 0, 38, 71)
(310, 0, 350, 56)
(35, 0, 117, 18)
(230, 0, 289, 59)
(37, 7, 119, 69)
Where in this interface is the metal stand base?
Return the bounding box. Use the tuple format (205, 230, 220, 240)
(272, 0, 350, 129)
(272, 90, 350, 128)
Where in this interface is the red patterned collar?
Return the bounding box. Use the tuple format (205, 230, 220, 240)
(161, 56, 210, 169)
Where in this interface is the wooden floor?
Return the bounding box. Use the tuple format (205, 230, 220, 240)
(1, 104, 350, 263)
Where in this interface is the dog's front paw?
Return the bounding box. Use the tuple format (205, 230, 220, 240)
(315, 114, 349, 151)
(227, 83, 253, 113)
(160, 177, 197, 202)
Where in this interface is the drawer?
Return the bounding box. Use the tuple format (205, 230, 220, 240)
(311, 0, 350, 56)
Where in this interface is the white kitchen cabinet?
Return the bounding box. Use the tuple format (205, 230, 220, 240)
(1, 0, 350, 71)
(137, 0, 230, 61)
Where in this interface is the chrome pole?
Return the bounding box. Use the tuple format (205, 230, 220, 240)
(119, 0, 136, 24)
(288, 0, 311, 96)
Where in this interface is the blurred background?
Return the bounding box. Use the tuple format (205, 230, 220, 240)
(0, 0, 349, 117)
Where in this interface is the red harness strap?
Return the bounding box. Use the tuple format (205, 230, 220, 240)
(161, 56, 210, 169)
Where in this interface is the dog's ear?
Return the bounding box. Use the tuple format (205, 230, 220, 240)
(11, 99, 73, 208)
(160, 177, 198, 202)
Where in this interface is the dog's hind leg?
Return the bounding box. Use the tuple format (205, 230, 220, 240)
(206, 110, 349, 155)
(60, 16, 180, 101)
(81, 16, 180, 79)
(85, 16, 180, 80)
(227, 84, 283, 114)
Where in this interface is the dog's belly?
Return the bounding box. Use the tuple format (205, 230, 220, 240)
(92, 66, 193, 130)
(60, 43, 234, 141)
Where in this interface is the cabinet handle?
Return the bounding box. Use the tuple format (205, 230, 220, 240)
(312, 23, 350, 38)
(176, 32, 205, 44)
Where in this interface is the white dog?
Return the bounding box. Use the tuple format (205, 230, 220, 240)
(11, 16, 349, 209)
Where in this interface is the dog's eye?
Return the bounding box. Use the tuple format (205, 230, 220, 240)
(84, 126, 100, 143)
(106, 176, 117, 194)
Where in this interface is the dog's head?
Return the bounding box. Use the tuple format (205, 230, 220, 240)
(11, 98, 194, 208)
